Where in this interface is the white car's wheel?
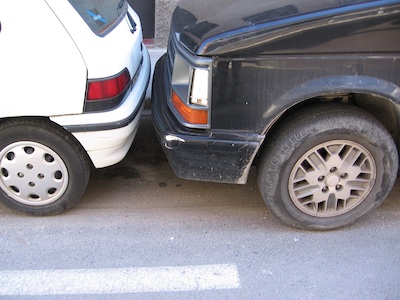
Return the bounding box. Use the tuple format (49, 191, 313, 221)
(0, 119, 90, 215)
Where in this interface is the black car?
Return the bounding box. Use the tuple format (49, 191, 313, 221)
(152, 0, 400, 230)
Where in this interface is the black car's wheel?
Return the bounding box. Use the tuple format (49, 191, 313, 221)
(258, 104, 398, 230)
(0, 119, 90, 215)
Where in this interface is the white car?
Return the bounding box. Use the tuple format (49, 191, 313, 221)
(0, 0, 151, 215)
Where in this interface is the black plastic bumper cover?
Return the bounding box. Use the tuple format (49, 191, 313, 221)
(151, 55, 263, 184)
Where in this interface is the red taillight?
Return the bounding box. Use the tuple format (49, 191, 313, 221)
(86, 69, 131, 101)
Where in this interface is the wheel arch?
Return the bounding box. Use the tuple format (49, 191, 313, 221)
(256, 76, 400, 163)
(0, 116, 92, 167)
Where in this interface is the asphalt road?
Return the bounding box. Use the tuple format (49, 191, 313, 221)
(0, 113, 399, 299)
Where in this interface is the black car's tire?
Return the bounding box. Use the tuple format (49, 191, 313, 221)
(258, 104, 398, 230)
(0, 118, 90, 215)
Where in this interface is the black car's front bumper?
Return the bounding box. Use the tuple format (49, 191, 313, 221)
(151, 55, 264, 184)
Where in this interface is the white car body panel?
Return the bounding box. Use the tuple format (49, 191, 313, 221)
(0, 0, 87, 117)
(44, 1, 144, 79)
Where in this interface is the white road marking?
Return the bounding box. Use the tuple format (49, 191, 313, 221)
(0, 264, 240, 295)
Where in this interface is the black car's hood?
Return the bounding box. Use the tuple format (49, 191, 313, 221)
(171, 0, 383, 55)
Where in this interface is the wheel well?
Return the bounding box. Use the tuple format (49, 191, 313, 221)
(0, 116, 93, 168)
(256, 93, 400, 163)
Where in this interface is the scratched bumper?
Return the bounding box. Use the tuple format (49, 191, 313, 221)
(151, 55, 263, 184)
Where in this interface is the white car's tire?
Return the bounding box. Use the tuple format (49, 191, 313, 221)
(0, 119, 90, 215)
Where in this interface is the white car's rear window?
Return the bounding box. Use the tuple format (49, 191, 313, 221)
(68, 0, 127, 36)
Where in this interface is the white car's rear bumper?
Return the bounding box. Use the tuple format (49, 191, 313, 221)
(51, 49, 151, 168)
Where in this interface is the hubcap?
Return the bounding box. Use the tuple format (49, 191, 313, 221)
(0, 141, 68, 206)
(289, 140, 376, 217)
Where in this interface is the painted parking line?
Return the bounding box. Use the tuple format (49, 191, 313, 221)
(0, 264, 240, 296)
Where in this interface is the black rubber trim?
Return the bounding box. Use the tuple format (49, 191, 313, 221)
(64, 84, 148, 133)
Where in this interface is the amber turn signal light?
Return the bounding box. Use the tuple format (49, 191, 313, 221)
(171, 90, 208, 125)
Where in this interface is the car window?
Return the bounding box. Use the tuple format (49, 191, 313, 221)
(68, 0, 127, 36)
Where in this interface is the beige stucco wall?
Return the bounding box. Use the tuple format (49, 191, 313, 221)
(154, 0, 180, 48)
